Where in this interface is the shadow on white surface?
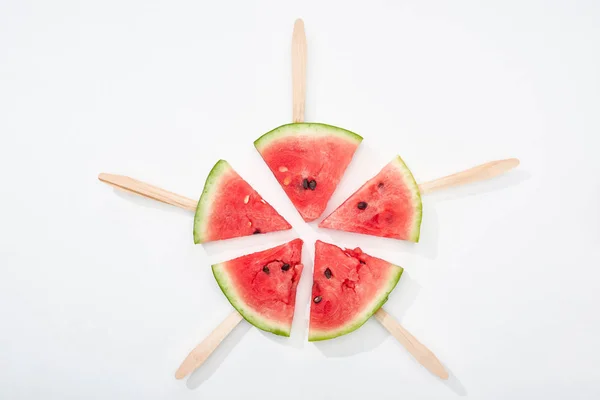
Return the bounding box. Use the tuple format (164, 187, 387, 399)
(441, 367, 468, 396)
(424, 168, 530, 203)
(108, 185, 194, 218)
(185, 320, 252, 390)
(317, 167, 528, 261)
(313, 271, 420, 358)
(201, 229, 302, 262)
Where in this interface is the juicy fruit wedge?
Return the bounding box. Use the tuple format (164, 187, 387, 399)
(212, 239, 304, 336)
(193, 160, 291, 243)
(319, 156, 422, 242)
(309, 241, 403, 341)
(254, 123, 362, 222)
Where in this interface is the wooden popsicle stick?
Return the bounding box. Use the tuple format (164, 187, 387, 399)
(418, 158, 519, 195)
(175, 310, 243, 379)
(292, 18, 307, 123)
(98, 173, 197, 211)
(374, 308, 448, 379)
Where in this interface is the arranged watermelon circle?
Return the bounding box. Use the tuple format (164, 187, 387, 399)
(97, 18, 520, 384)
(191, 124, 419, 342)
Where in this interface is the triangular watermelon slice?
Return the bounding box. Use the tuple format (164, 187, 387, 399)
(212, 239, 304, 336)
(254, 123, 362, 222)
(319, 156, 423, 242)
(193, 160, 291, 243)
(309, 240, 403, 341)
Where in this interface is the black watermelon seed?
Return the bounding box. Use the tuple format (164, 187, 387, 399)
(359, 260, 366, 264)
(357, 201, 367, 210)
(302, 178, 309, 189)
(281, 263, 290, 271)
(324, 268, 332, 279)
(253, 229, 261, 234)
(308, 180, 317, 190)
(262, 266, 270, 274)
(313, 296, 322, 304)
(378, 182, 384, 189)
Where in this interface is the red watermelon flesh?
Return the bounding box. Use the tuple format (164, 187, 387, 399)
(254, 123, 362, 222)
(212, 239, 304, 336)
(319, 156, 422, 242)
(309, 240, 403, 341)
(193, 160, 292, 243)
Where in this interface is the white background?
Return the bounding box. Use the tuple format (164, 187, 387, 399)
(1, 1, 599, 399)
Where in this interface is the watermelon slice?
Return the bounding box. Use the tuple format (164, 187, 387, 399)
(212, 239, 304, 336)
(309, 241, 403, 341)
(193, 160, 291, 244)
(319, 156, 422, 242)
(254, 123, 362, 222)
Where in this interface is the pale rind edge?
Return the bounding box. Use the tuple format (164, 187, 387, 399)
(390, 155, 423, 243)
(254, 122, 363, 152)
(212, 262, 292, 337)
(193, 160, 232, 244)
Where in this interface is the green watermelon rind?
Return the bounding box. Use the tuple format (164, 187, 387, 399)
(212, 262, 292, 337)
(193, 160, 232, 244)
(253, 122, 363, 152)
(390, 155, 423, 243)
(308, 264, 404, 342)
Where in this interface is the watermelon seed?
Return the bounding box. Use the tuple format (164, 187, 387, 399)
(281, 263, 290, 271)
(278, 166, 288, 172)
(244, 195, 250, 204)
(253, 229, 261, 234)
(359, 260, 366, 264)
(308, 180, 317, 190)
(357, 201, 367, 210)
(378, 182, 384, 189)
(260, 199, 266, 204)
(324, 268, 332, 279)
(313, 296, 322, 304)
(302, 178, 309, 189)
(262, 266, 270, 274)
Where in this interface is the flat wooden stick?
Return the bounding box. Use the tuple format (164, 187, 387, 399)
(418, 158, 519, 195)
(175, 310, 243, 379)
(98, 173, 197, 211)
(292, 18, 307, 123)
(374, 308, 448, 379)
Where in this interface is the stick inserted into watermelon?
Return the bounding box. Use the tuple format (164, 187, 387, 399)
(253, 20, 364, 223)
(175, 239, 304, 380)
(320, 157, 519, 242)
(309, 240, 448, 379)
(99, 157, 517, 243)
(99, 159, 291, 243)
